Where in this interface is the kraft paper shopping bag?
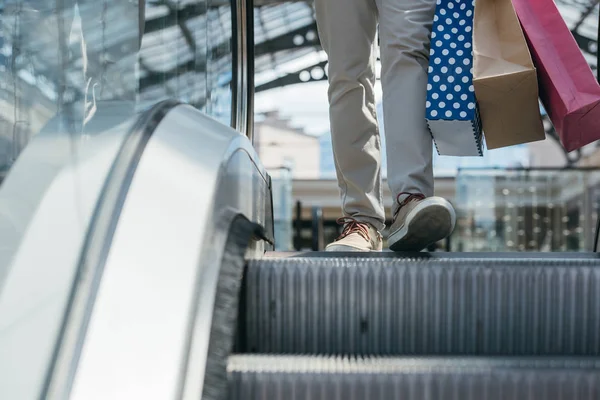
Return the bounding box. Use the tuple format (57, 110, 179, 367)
(473, 0, 545, 149)
(426, 0, 484, 156)
(513, 0, 600, 152)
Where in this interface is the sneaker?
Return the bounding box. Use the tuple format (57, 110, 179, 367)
(388, 193, 456, 252)
(326, 217, 383, 252)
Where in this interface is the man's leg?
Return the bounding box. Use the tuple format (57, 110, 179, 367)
(377, 0, 455, 251)
(314, 0, 385, 232)
(377, 0, 436, 214)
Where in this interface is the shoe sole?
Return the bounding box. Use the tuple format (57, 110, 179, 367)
(326, 244, 383, 252)
(326, 244, 369, 252)
(388, 198, 456, 252)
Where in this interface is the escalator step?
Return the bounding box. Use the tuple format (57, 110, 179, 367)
(227, 355, 600, 400)
(240, 256, 600, 355)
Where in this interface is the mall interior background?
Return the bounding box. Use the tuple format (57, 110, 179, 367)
(250, 0, 600, 252)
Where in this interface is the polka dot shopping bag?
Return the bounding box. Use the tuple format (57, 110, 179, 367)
(426, 0, 484, 156)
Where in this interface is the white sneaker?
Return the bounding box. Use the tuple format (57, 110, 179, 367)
(326, 217, 383, 252)
(388, 193, 456, 252)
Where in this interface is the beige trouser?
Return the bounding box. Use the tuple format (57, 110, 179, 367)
(315, 0, 436, 232)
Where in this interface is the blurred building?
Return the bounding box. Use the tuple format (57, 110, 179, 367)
(254, 111, 320, 251)
(254, 110, 320, 179)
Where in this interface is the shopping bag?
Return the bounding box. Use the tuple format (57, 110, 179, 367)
(426, 0, 484, 156)
(472, 0, 545, 149)
(512, 0, 600, 152)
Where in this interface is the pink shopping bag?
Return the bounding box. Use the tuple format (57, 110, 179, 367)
(512, 0, 600, 152)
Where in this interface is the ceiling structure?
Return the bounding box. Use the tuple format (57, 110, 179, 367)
(254, 0, 599, 92)
(1, 0, 596, 104)
(0, 0, 597, 131)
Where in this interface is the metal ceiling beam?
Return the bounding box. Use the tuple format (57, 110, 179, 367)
(161, 0, 198, 54)
(256, 60, 327, 92)
(255, 27, 597, 92)
(571, 29, 598, 58)
(255, 22, 320, 57)
(144, 1, 249, 35)
(144, 3, 206, 35)
(139, 59, 202, 91)
(9, 1, 598, 98)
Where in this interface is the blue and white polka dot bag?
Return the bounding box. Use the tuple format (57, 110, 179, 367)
(426, 0, 484, 156)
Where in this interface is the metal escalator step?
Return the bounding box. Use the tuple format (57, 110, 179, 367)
(227, 355, 600, 400)
(240, 256, 600, 355)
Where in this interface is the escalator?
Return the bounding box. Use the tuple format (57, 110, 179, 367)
(2, 105, 600, 399)
(6, 99, 600, 399)
(209, 252, 600, 399)
(3, 100, 600, 398)
(1, 1, 600, 398)
(0, 100, 274, 400)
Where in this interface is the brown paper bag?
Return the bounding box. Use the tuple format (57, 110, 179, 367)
(473, 0, 545, 149)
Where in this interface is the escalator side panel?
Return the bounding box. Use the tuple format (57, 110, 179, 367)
(243, 257, 600, 355)
(43, 100, 179, 400)
(0, 104, 142, 400)
(66, 105, 272, 400)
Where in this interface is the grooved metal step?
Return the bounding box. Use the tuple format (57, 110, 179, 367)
(227, 355, 600, 400)
(239, 255, 600, 355)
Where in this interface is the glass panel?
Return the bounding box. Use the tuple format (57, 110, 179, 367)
(0, 0, 237, 187)
(453, 169, 600, 252)
(270, 166, 293, 251)
(0, 0, 141, 182)
(206, 0, 234, 126)
(138, 0, 209, 111)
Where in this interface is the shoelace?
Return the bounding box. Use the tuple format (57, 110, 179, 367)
(393, 192, 426, 219)
(336, 217, 371, 242)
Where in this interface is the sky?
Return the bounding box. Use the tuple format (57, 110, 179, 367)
(254, 49, 385, 137)
(255, 81, 332, 136)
